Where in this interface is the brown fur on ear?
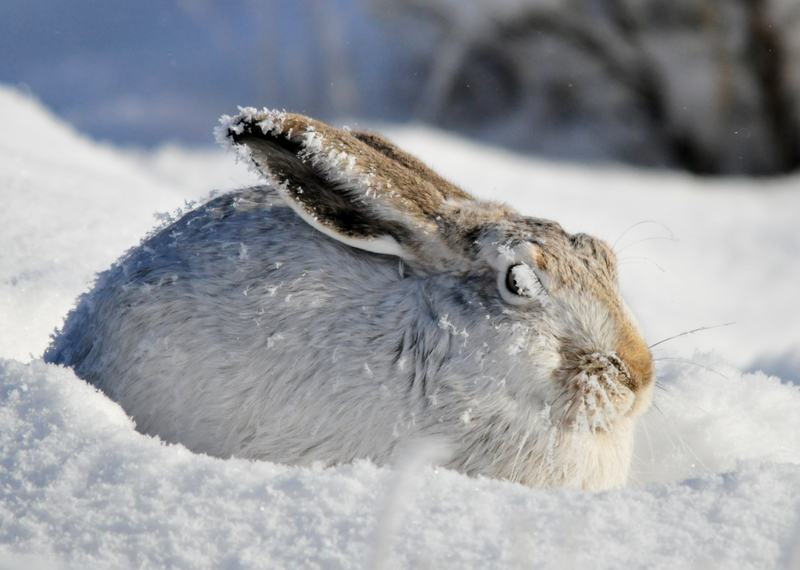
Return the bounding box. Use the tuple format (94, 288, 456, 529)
(234, 133, 414, 247)
(223, 109, 481, 264)
(351, 130, 472, 202)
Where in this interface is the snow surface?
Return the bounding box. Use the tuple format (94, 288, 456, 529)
(2, 85, 800, 568)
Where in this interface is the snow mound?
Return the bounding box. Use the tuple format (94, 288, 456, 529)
(635, 356, 800, 485)
(2, 359, 800, 568)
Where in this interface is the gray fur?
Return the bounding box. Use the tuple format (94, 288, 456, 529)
(45, 109, 655, 490)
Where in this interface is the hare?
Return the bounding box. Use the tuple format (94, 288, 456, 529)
(45, 108, 654, 490)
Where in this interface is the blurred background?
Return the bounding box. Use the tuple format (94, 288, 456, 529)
(2, 0, 800, 175)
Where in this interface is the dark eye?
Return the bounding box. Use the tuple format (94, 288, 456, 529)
(505, 263, 524, 296)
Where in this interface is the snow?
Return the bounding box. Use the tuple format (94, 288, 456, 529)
(509, 263, 542, 298)
(2, 83, 800, 568)
(0, 87, 257, 363)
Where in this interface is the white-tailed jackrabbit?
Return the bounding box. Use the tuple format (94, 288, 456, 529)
(46, 108, 654, 490)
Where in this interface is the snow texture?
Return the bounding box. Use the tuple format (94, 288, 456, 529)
(509, 263, 542, 298)
(2, 84, 800, 568)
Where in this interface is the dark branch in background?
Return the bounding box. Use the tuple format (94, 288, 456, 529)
(743, 0, 800, 172)
(602, 0, 716, 173)
(374, 0, 471, 121)
(486, 6, 715, 173)
(372, 0, 800, 176)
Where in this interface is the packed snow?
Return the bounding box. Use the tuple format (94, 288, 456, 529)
(2, 84, 800, 568)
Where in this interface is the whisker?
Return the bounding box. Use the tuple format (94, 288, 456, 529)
(553, 384, 570, 402)
(617, 256, 667, 273)
(615, 236, 676, 256)
(561, 403, 575, 427)
(552, 388, 572, 421)
(650, 401, 665, 416)
(629, 415, 657, 487)
(649, 322, 735, 349)
(553, 387, 575, 425)
(510, 427, 533, 483)
(653, 358, 729, 380)
(646, 391, 711, 472)
(612, 220, 675, 251)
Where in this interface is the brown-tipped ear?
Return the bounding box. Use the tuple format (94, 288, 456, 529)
(351, 131, 471, 202)
(232, 132, 412, 257)
(218, 108, 474, 262)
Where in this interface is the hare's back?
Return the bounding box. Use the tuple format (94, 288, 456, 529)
(46, 189, 417, 458)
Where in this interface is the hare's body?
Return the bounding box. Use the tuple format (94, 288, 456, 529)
(47, 109, 654, 490)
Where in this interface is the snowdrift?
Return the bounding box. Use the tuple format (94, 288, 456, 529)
(2, 85, 800, 568)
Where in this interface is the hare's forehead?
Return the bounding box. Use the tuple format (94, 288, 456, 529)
(474, 215, 564, 255)
(475, 217, 617, 275)
(444, 203, 616, 272)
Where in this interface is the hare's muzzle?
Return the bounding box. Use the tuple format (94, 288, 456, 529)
(556, 345, 654, 434)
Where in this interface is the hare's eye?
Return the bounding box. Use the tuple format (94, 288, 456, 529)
(504, 263, 539, 298)
(505, 264, 524, 296)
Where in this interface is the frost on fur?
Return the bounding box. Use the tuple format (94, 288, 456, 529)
(510, 263, 542, 298)
(47, 109, 654, 493)
(569, 353, 637, 434)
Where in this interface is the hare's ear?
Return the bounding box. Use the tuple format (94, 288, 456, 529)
(217, 108, 474, 264)
(350, 130, 470, 202)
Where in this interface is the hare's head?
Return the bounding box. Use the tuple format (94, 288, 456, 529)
(218, 108, 654, 446)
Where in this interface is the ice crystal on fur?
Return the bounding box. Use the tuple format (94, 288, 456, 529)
(570, 353, 635, 433)
(46, 108, 654, 492)
(510, 263, 541, 297)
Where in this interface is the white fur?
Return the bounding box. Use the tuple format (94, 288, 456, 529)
(47, 111, 654, 491)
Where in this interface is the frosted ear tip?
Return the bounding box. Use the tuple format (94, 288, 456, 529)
(227, 129, 304, 160)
